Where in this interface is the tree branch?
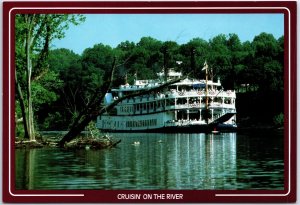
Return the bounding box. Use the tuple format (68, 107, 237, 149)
(59, 72, 191, 147)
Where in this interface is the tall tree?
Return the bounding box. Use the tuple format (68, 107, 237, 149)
(64, 43, 115, 123)
(226, 33, 247, 89)
(15, 14, 85, 141)
(251, 32, 282, 91)
(207, 34, 231, 88)
(180, 38, 209, 78)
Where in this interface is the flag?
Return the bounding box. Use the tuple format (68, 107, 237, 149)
(202, 60, 208, 71)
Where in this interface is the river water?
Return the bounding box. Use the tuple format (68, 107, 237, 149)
(15, 131, 284, 190)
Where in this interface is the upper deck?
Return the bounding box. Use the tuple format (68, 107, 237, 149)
(105, 68, 236, 108)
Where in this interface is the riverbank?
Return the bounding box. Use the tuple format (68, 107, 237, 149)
(15, 134, 121, 149)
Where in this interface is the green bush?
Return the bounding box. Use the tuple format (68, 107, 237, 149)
(16, 124, 25, 139)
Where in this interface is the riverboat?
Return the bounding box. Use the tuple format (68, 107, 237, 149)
(96, 64, 237, 132)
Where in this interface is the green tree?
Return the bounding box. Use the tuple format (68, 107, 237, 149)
(237, 41, 256, 92)
(48, 48, 81, 73)
(207, 34, 231, 88)
(180, 38, 209, 78)
(15, 14, 85, 140)
(251, 33, 283, 91)
(226, 33, 248, 89)
(125, 37, 164, 81)
(61, 44, 115, 123)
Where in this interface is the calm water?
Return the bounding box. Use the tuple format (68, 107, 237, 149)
(15, 131, 284, 190)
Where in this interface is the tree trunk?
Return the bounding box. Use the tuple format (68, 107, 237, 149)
(59, 73, 188, 147)
(15, 72, 30, 139)
(26, 21, 35, 141)
(58, 114, 94, 147)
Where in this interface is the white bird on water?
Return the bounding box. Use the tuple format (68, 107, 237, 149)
(132, 141, 140, 145)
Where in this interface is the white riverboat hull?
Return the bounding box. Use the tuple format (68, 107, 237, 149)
(97, 111, 237, 133)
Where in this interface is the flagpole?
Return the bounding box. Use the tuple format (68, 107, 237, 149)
(202, 61, 209, 124)
(205, 63, 208, 112)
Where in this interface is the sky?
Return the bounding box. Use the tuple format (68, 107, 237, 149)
(52, 14, 284, 55)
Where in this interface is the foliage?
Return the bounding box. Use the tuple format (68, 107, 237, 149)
(15, 14, 85, 140)
(273, 113, 284, 127)
(40, 112, 64, 130)
(16, 27, 284, 132)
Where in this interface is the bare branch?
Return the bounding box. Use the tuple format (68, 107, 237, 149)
(59, 72, 191, 147)
(97, 72, 191, 117)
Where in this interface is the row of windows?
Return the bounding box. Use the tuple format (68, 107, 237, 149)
(102, 120, 120, 128)
(101, 119, 158, 128)
(126, 119, 157, 128)
(120, 100, 171, 113)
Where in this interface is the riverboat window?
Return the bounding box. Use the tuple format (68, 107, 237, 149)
(190, 97, 197, 103)
(224, 98, 231, 104)
(169, 85, 177, 90)
(156, 101, 160, 108)
(170, 99, 175, 105)
(177, 98, 187, 105)
(166, 99, 173, 106)
(214, 97, 222, 104)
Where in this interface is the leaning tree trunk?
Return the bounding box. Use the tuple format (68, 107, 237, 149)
(58, 57, 118, 147)
(58, 114, 94, 147)
(58, 72, 189, 148)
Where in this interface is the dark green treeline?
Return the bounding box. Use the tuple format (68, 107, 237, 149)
(16, 33, 284, 134)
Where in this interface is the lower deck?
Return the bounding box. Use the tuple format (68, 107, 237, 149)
(99, 123, 237, 133)
(96, 109, 236, 132)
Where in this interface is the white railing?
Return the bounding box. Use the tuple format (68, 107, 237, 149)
(168, 89, 236, 98)
(121, 89, 236, 105)
(169, 103, 235, 110)
(165, 119, 206, 127)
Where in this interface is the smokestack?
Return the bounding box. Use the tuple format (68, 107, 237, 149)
(162, 46, 169, 81)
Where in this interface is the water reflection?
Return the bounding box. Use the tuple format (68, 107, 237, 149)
(15, 132, 283, 190)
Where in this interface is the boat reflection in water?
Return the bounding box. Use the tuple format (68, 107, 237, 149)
(16, 132, 283, 190)
(85, 133, 238, 190)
